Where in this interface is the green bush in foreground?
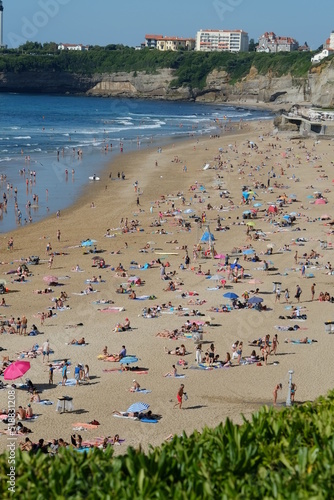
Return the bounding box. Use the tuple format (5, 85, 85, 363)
(1, 391, 334, 498)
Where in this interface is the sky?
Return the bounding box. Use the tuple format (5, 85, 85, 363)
(1, 0, 333, 50)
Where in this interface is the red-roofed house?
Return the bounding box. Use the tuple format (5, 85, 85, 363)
(257, 32, 299, 53)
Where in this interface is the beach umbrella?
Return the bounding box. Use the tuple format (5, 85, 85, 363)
(315, 198, 327, 205)
(81, 239, 97, 247)
(248, 279, 263, 284)
(253, 203, 262, 208)
(119, 356, 138, 365)
(230, 263, 242, 270)
(243, 248, 255, 255)
(4, 361, 30, 380)
(43, 275, 58, 283)
(266, 243, 275, 249)
(248, 296, 264, 304)
(246, 222, 255, 227)
(268, 205, 277, 213)
(289, 212, 297, 217)
(200, 232, 215, 242)
(283, 215, 291, 220)
(0, 279, 7, 286)
(243, 210, 251, 215)
(183, 209, 194, 214)
(126, 402, 150, 414)
(223, 292, 239, 299)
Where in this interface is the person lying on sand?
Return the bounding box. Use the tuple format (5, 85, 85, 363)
(164, 344, 186, 356)
(69, 337, 86, 345)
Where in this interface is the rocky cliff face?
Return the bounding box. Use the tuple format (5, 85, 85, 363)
(0, 59, 333, 107)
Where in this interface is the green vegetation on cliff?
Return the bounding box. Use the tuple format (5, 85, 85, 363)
(0, 45, 315, 90)
(1, 390, 334, 499)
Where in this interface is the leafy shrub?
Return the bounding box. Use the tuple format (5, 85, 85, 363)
(1, 390, 334, 498)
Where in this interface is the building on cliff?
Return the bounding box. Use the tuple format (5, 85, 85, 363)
(196, 29, 249, 52)
(58, 43, 89, 51)
(143, 34, 195, 51)
(257, 32, 299, 53)
(311, 31, 334, 64)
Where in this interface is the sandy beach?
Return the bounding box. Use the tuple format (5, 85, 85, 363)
(1, 117, 334, 454)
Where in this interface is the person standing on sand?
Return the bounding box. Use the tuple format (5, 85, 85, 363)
(42, 339, 50, 362)
(174, 384, 185, 410)
(311, 283, 316, 301)
(295, 285, 302, 303)
(273, 383, 282, 406)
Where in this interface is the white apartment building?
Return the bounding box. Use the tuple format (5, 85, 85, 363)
(196, 29, 249, 53)
(144, 34, 195, 51)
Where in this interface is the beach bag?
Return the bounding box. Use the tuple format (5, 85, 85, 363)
(183, 393, 188, 401)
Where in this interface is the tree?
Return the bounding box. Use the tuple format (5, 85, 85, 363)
(249, 39, 258, 52)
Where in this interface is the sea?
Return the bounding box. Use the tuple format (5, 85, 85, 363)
(0, 93, 272, 233)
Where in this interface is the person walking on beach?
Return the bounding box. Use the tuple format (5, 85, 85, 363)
(49, 364, 54, 385)
(284, 288, 290, 304)
(62, 363, 68, 386)
(295, 285, 302, 303)
(273, 383, 282, 406)
(271, 334, 279, 355)
(42, 340, 50, 363)
(291, 383, 297, 403)
(311, 283, 316, 301)
(174, 384, 185, 410)
(275, 286, 281, 303)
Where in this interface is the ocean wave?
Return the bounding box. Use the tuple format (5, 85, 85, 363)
(14, 136, 32, 139)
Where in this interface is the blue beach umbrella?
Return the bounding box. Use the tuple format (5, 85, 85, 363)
(243, 210, 251, 215)
(127, 402, 150, 414)
(283, 215, 291, 220)
(248, 296, 264, 304)
(119, 356, 138, 365)
(230, 263, 242, 270)
(223, 292, 239, 300)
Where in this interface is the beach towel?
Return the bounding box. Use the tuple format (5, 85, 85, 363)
(58, 378, 77, 386)
(207, 287, 221, 291)
(72, 423, 99, 429)
(134, 295, 151, 300)
(37, 400, 54, 405)
(65, 343, 88, 347)
(99, 307, 125, 313)
(130, 389, 151, 394)
(113, 412, 139, 420)
(290, 339, 315, 344)
(165, 374, 185, 378)
(140, 418, 158, 424)
(72, 290, 98, 296)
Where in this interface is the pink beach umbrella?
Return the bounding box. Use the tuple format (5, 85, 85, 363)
(315, 199, 327, 205)
(4, 361, 30, 380)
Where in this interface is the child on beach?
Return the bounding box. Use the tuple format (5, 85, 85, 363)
(273, 383, 282, 406)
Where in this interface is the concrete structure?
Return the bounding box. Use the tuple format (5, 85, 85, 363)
(196, 29, 249, 52)
(257, 32, 299, 53)
(144, 34, 195, 51)
(58, 43, 89, 51)
(282, 107, 334, 136)
(0, 1, 4, 48)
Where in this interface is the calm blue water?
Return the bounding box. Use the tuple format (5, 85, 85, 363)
(0, 94, 272, 233)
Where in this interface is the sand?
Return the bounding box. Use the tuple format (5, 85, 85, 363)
(1, 118, 334, 454)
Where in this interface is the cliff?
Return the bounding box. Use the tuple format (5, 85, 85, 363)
(0, 58, 333, 108)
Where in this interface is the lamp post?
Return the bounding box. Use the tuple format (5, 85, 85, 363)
(286, 369, 294, 407)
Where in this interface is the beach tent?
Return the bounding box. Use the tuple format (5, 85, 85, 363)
(268, 205, 278, 213)
(200, 232, 215, 243)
